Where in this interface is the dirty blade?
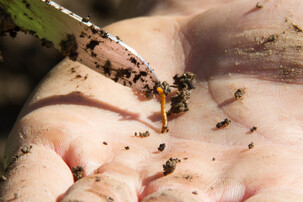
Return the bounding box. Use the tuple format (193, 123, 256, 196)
(0, 0, 161, 94)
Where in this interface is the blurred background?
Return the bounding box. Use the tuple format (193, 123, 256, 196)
(0, 0, 172, 175)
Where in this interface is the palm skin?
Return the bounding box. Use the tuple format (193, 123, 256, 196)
(1, 0, 303, 201)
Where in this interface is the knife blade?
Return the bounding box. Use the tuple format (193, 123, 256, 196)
(0, 0, 162, 96)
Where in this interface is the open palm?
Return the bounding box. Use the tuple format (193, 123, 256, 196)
(2, 0, 303, 201)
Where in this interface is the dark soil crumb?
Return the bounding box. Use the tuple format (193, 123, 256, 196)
(99, 29, 108, 39)
(161, 81, 171, 95)
(60, 34, 78, 61)
(21, 145, 32, 153)
(0, 175, 7, 182)
(0, 7, 20, 37)
(103, 141, 108, 145)
(158, 143, 166, 151)
(171, 72, 196, 90)
(86, 40, 99, 51)
(291, 23, 303, 32)
(184, 175, 192, 180)
(183, 157, 188, 160)
(216, 118, 231, 129)
(125, 146, 130, 150)
(192, 191, 198, 195)
(163, 158, 181, 175)
(212, 157, 216, 161)
(256, 2, 263, 8)
(248, 142, 254, 149)
(263, 34, 278, 44)
(82, 15, 91, 23)
(167, 72, 196, 116)
(75, 74, 82, 78)
(250, 126, 257, 133)
(107, 196, 114, 202)
(234, 88, 245, 100)
(134, 131, 150, 138)
(22, 0, 30, 9)
(6, 145, 33, 170)
(167, 89, 191, 115)
(41, 38, 54, 48)
(95, 176, 101, 182)
(72, 166, 84, 181)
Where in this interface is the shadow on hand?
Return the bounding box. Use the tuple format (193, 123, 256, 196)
(22, 91, 161, 133)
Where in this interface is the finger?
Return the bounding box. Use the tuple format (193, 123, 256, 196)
(60, 173, 136, 202)
(245, 191, 303, 202)
(0, 145, 73, 201)
(60, 161, 141, 202)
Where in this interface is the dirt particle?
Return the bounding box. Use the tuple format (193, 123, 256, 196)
(133, 71, 148, 84)
(135, 131, 150, 138)
(99, 29, 108, 39)
(167, 72, 196, 116)
(102, 60, 111, 76)
(41, 38, 54, 48)
(21, 145, 32, 153)
(113, 67, 132, 83)
(171, 72, 196, 90)
(250, 126, 257, 133)
(95, 176, 101, 182)
(72, 166, 84, 181)
(216, 118, 231, 129)
(60, 34, 78, 61)
(291, 23, 303, 32)
(158, 143, 166, 151)
(192, 191, 198, 195)
(129, 57, 138, 66)
(107, 196, 114, 202)
(161, 81, 171, 95)
(263, 34, 278, 44)
(0, 8, 21, 37)
(86, 40, 99, 51)
(125, 146, 130, 150)
(248, 142, 254, 149)
(167, 89, 191, 115)
(103, 141, 108, 145)
(184, 175, 193, 181)
(14, 193, 19, 199)
(296, 46, 302, 51)
(234, 88, 245, 100)
(7, 145, 33, 169)
(256, 2, 263, 8)
(183, 157, 188, 160)
(82, 15, 91, 23)
(212, 157, 216, 161)
(75, 74, 82, 78)
(22, 0, 30, 9)
(163, 158, 181, 175)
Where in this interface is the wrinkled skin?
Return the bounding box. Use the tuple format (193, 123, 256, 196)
(2, 0, 303, 201)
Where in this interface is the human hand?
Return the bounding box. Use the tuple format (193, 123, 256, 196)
(2, 0, 303, 201)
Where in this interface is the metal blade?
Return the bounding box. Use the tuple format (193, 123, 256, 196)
(0, 0, 161, 95)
